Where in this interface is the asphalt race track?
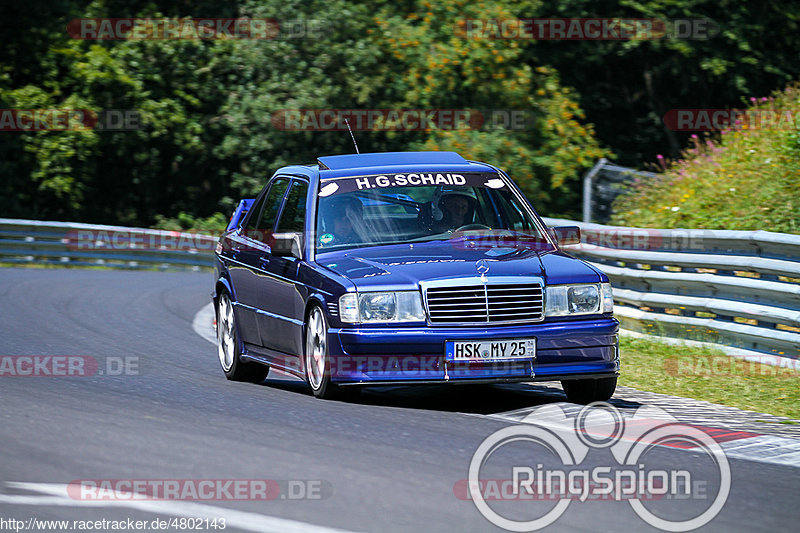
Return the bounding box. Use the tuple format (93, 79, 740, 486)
(1, 268, 798, 532)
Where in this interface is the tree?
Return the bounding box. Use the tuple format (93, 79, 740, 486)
(372, 0, 607, 213)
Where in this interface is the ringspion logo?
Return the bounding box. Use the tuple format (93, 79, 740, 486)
(464, 402, 730, 531)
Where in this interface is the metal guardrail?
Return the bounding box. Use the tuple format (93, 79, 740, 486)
(3, 217, 799, 357)
(544, 217, 800, 358)
(0, 218, 216, 270)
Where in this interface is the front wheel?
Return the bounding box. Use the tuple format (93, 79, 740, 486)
(304, 305, 343, 399)
(561, 376, 617, 404)
(216, 292, 269, 383)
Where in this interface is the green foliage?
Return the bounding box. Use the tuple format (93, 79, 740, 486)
(521, 0, 800, 166)
(1, 0, 798, 227)
(0, 0, 608, 224)
(213, 0, 394, 199)
(611, 86, 800, 233)
(373, 0, 607, 214)
(151, 211, 228, 232)
(1, 1, 234, 224)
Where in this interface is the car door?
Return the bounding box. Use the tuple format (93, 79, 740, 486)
(227, 176, 291, 347)
(256, 178, 309, 356)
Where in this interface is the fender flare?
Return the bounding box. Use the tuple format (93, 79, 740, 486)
(213, 275, 237, 304)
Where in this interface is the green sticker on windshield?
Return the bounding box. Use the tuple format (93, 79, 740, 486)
(320, 233, 334, 245)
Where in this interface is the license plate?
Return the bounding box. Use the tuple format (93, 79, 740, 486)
(445, 338, 536, 361)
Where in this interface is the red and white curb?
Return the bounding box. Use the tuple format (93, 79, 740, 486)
(193, 302, 216, 344)
(716, 435, 800, 467)
(486, 390, 800, 469)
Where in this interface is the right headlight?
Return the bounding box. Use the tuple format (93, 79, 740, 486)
(546, 283, 612, 317)
(338, 291, 425, 323)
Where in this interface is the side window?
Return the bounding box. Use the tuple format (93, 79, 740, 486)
(255, 178, 290, 241)
(276, 180, 309, 233)
(243, 189, 269, 237)
(243, 178, 290, 243)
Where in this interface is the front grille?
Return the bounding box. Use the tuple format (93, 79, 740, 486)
(425, 280, 544, 325)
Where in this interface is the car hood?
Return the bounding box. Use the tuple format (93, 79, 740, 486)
(316, 241, 604, 290)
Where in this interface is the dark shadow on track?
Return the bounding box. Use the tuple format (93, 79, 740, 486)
(355, 382, 566, 414)
(256, 374, 644, 415)
(354, 383, 643, 414)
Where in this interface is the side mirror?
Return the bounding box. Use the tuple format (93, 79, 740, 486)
(550, 226, 581, 246)
(270, 232, 303, 258)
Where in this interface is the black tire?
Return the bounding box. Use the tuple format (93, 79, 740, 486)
(561, 376, 617, 404)
(216, 292, 269, 383)
(304, 305, 343, 399)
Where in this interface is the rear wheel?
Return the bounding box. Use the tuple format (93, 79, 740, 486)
(216, 292, 269, 383)
(561, 377, 617, 404)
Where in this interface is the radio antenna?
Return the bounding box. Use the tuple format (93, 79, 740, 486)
(344, 118, 360, 154)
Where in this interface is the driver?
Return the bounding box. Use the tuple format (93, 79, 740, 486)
(419, 186, 478, 233)
(320, 196, 366, 245)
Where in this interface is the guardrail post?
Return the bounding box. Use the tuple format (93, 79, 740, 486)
(582, 158, 606, 223)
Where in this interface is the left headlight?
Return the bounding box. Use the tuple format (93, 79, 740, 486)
(338, 291, 426, 323)
(546, 283, 612, 317)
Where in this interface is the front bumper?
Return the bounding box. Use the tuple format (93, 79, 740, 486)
(328, 317, 619, 384)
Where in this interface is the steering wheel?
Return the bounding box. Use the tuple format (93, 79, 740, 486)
(455, 224, 491, 231)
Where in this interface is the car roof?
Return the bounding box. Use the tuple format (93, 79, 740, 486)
(272, 151, 497, 182)
(318, 151, 467, 170)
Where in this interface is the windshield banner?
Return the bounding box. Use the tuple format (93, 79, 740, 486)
(319, 172, 506, 196)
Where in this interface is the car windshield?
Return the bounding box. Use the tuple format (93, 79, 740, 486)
(315, 172, 553, 252)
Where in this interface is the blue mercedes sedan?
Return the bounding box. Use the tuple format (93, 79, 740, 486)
(212, 151, 619, 402)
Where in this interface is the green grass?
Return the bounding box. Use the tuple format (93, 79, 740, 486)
(618, 335, 800, 420)
(611, 85, 800, 234)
